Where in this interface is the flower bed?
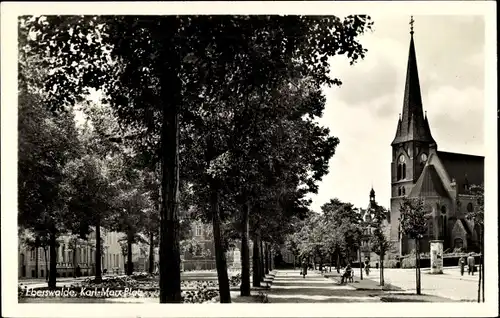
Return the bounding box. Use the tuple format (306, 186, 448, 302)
(19, 273, 242, 303)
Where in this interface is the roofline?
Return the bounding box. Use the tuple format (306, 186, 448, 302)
(437, 150, 485, 159)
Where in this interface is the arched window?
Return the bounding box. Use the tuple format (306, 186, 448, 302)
(402, 187, 406, 195)
(440, 206, 447, 239)
(467, 202, 474, 212)
(398, 187, 401, 196)
(397, 155, 406, 181)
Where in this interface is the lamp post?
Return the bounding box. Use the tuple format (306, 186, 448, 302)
(398, 217, 403, 257)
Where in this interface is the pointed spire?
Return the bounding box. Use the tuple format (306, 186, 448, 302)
(392, 16, 436, 146)
(410, 15, 415, 35)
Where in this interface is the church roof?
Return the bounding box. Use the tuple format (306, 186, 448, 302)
(392, 32, 436, 146)
(437, 151, 484, 194)
(409, 163, 450, 198)
(459, 219, 472, 236)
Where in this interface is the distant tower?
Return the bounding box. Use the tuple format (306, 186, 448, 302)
(369, 187, 376, 206)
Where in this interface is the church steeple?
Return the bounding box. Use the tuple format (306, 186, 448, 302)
(392, 16, 436, 146)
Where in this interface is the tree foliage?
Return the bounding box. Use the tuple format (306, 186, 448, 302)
(399, 197, 430, 239)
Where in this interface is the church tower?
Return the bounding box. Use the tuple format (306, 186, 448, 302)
(389, 17, 437, 248)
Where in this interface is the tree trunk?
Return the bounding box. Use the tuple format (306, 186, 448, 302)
(260, 240, 266, 278)
(43, 247, 49, 281)
(269, 246, 273, 271)
(481, 228, 484, 303)
(252, 234, 261, 287)
(73, 244, 77, 277)
(240, 202, 251, 296)
(95, 221, 102, 283)
(148, 232, 155, 274)
(158, 59, 182, 303)
(48, 232, 57, 289)
(358, 248, 363, 280)
(35, 247, 39, 278)
(336, 251, 340, 273)
(478, 227, 482, 302)
(380, 253, 385, 286)
(264, 243, 269, 275)
(127, 233, 133, 275)
(209, 184, 231, 303)
(415, 238, 421, 295)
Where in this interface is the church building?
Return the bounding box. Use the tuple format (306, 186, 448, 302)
(389, 19, 484, 255)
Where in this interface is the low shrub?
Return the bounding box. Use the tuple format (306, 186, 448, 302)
(401, 256, 416, 268)
(182, 288, 219, 303)
(384, 260, 400, 268)
(229, 273, 242, 287)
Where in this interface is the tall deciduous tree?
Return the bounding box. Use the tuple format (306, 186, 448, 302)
(466, 184, 484, 303)
(18, 70, 82, 288)
(399, 197, 429, 295)
(368, 202, 391, 286)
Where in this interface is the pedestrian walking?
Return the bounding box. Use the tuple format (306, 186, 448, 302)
(467, 253, 475, 275)
(459, 255, 465, 276)
(301, 258, 308, 278)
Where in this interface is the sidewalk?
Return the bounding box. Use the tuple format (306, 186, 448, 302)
(368, 268, 477, 301)
(264, 270, 380, 303)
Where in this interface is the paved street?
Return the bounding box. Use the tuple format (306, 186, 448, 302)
(366, 267, 480, 301)
(265, 270, 380, 303)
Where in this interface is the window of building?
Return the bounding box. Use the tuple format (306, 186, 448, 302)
(397, 155, 406, 181)
(195, 225, 202, 237)
(467, 202, 474, 212)
(41, 269, 44, 277)
(30, 249, 35, 261)
(402, 187, 406, 195)
(440, 206, 447, 240)
(441, 205, 446, 215)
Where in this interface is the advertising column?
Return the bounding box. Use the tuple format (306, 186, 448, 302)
(430, 240, 444, 274)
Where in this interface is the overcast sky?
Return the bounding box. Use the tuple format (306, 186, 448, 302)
(308, 15, 485, 213)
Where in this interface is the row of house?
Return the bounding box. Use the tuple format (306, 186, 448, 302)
(18, 228, 157, 279)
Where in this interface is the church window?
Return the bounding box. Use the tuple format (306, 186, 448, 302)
(440, 206, 447, 239)
(467, 203, 474, 212)
(397, 155, 406, 181)
(398, 187, 401, 196)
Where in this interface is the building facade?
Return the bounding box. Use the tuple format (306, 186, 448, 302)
(389, 23, 484, 256)
(19, 228, 137, 279)
(359, 188, 391, 263)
